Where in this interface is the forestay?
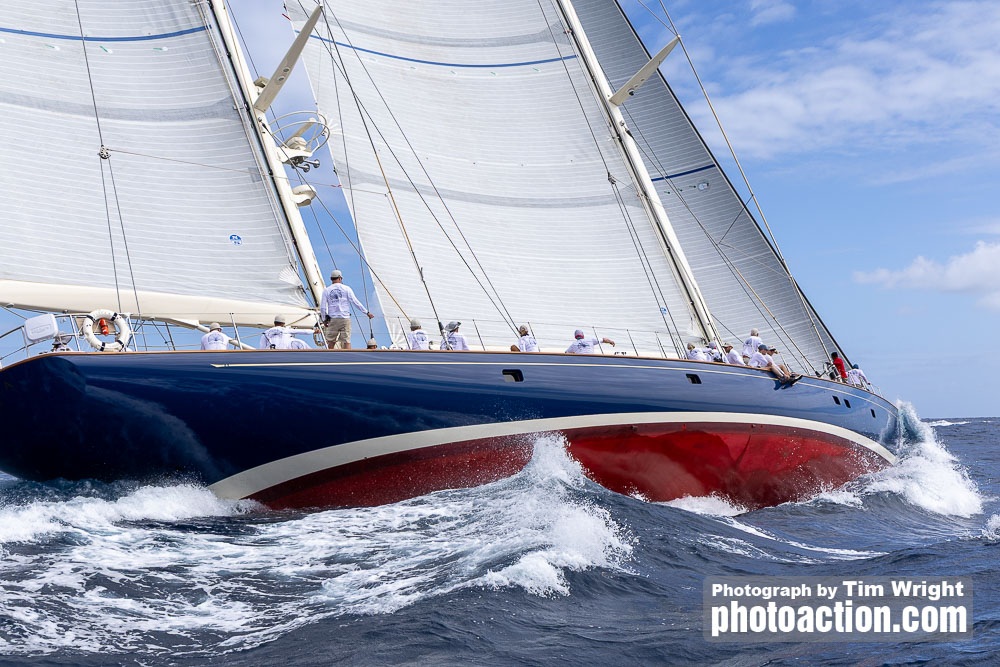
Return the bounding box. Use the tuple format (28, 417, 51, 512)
(288, 0, 705, 354)
(0, 0, 314, 327)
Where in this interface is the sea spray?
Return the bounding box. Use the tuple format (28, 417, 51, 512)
(860, 402, 983, 517)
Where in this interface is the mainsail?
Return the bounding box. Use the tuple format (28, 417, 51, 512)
(0, 0, 317, 327)
(286, 0, 841, 371)
(288, 0, 707, 354)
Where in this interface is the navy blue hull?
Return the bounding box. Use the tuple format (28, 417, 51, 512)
(0, 350, 899, 509)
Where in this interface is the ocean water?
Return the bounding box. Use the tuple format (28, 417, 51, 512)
(0, 405, 996, 666)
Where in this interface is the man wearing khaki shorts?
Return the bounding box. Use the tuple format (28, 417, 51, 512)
(320, 269, 374, 349)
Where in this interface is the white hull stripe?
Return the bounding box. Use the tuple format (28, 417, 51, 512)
(208, 411, 897, 500)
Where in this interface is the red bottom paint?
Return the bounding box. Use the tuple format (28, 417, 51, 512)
(251, 421, 889, 511)
(252, 436, 535, 510)
(566, 421, 888, 510)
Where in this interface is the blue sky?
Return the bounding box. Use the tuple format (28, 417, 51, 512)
(229, 0, 999, 417)
(2, 1, 995, 418)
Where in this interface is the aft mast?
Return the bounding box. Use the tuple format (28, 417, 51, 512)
(554, 0, 721, 344)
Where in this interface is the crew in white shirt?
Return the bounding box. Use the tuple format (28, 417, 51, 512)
(200, 322, 231, 350)
(742, 328, 763, 362)
(441, 321, 470, 350)
(686, 342, 709, 361)
(517, 325, 538, 352)
(723, 342, 744, 365)
(406, 318, 430, 350)
(260, 315, 296, 350)
(320, 269, 375, 350)
(565, 329, 615, 354)
(846, 363, 869, 388)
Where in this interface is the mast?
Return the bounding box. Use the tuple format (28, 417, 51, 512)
(209, 0, 327, 314)
(555, 0, 721, 344)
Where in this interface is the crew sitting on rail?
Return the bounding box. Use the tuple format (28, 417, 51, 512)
(685, 342, 708, 361)
(441, 321, 470, 350)
(749, 344, 800, 385)
(722, 342, 744, 365)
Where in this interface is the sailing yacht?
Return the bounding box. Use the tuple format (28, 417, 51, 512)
(0, 0, 899, 510)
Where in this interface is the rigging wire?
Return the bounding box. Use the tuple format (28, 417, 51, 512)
(73, 0, 143, 320)
(311, 2, 520, 338)
(621, 0, 833, 368)
(537, 0, 687, 351)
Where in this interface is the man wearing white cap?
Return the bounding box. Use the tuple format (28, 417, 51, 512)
(260, 314, 295, 349)
(565, 329, 614, 354)
(320, 269, 374, 350)
(441, 321, 470, 350)
(406, 318, 430, 350)
(200, 322, 230, 350)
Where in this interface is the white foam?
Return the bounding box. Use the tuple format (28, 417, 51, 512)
(665, 494, 749, 516)
(982, 514, 1000, 541)
(0, 436, 632, 657)
(860, 402, 984, 517)
(927, 420, 970, 427)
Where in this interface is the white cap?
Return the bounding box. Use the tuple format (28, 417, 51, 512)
(209, 322, 221, 331)
(274, 314, 286, 325)
(446, 321, 461, 332)
(330, 269, 343, 279)
(574, 329, 585, 339)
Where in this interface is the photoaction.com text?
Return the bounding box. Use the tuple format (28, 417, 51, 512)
(703, 576, 972, 642)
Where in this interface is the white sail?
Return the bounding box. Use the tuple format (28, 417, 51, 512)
(0, 1, 315, 327)
(288, 0, 704, 353)
(571, 0, 841, 372)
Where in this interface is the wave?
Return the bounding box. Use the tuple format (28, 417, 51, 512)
(0, 435, 630, 657)
(926, 420, 970, 427)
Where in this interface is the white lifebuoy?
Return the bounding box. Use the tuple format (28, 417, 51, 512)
(81, 309, 132, 352)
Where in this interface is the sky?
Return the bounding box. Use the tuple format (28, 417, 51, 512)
(2, 0, 996, 418)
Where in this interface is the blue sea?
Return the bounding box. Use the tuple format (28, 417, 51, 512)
(0, 405, 996, 666)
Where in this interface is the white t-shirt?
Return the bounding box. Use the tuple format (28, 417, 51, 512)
(441, 331, 469, 350)
(320, 283, 368, 319)
(407, 329, 430, 350)
(566, 337, 601, 354)
(748, 351, 771, 368)
(725, 349, 744, 365)
(686, 348, 709, 361)
(518, 334, 538, 352)
(200, 331, 230, 350)
(742, 335, 763, 358)
(260, 326, 295, 350)
(846, 368, 868, 386)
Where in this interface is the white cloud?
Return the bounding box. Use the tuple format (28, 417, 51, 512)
(749, 0, 795, 26)
(687, 1, 1000, 164)
(854, 241, 1000, 308)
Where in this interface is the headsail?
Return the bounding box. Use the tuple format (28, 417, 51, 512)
(288, 0, 705, 353)
(571, 0, 842, 372)
(0, 0, 316, 327)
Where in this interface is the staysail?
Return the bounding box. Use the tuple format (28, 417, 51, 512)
(288, 0, 707, 354)
(0, 0, 317, 327)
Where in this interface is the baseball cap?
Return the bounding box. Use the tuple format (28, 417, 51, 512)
(446, 321, 461, 332)
(330, 269, 343, 279)
(574, 329, 585, 339)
